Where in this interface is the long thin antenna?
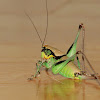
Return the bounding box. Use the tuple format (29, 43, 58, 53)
(42, 0, 48, 47)
(25, 11, 43, 44)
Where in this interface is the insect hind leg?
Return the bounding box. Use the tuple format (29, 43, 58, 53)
(76, 51, 100, 85)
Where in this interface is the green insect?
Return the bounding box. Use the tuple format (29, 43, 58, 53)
(26, 0, 100, 85)
(32, 24, 99, 80)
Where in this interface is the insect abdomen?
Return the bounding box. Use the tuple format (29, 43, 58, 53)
(59, 65, 75, 79)
(59, 62, 81, 79)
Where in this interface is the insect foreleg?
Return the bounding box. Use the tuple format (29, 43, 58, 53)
(33, 61, 43, 78)
(28, 60, 47, 80)
(33, 59, 51, 78)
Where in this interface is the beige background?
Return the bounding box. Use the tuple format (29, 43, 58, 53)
(0, 0, 100, 100)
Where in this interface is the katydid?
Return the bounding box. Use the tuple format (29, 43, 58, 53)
(32, 24, 99, 80)
(26, 0, 100, 85)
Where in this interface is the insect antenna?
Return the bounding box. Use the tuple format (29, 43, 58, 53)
(42, 0, 48, 47)
(25, 11, 43, 44)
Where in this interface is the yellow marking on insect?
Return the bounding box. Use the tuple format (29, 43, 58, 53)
(44, 55, 54, 59)
(74, 77, 79, 80)
(44, 45, 48, 47)
(41, 52, 54, 60)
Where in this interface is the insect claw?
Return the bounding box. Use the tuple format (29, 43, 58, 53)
(27, 78, 33, 81)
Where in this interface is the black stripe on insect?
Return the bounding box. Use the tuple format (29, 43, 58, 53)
(41, 47, 66, 60)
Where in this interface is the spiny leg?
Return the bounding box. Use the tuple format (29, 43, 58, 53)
(66, 23, 86, 71)
(66, 23, 86, 70)
(33, 62, 42, 78)
(81, 27, 85, 71)
(52, 50, 100, 83)
(28, 60, 43, 80)
(51, 52, 85, 79)
(75, 25, 86, 71)
(66, 23, 84, 58)
(51, 51, 86, 79)
(76, 51, 100, 85)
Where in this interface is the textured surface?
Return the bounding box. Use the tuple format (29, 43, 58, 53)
(0, 0, 100, 100)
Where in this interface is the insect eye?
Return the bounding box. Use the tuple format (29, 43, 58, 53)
(48, 50, 51, 55)
(45, 49, 51, 56)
